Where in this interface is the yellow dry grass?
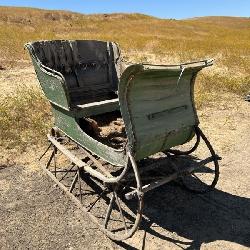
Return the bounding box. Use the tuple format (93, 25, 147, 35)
(0, 6, 249, 151)
(0, 7, 249, 93)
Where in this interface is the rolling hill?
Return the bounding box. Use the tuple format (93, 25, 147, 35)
(0, 6, 249, 71)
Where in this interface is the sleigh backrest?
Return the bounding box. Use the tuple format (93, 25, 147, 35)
(25, 40, 122, 108)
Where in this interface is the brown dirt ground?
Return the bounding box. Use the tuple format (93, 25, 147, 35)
(0, 68, 250, 249)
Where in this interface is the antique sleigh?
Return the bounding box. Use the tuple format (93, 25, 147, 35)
(25, 40, 220, 241)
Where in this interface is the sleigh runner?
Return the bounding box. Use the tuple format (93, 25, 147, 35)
(25, 40, 220, 241)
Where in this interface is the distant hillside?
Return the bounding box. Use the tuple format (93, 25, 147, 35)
(0, 6, 249, 74)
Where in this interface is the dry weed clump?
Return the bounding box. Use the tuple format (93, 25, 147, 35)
(0, 85, 52, 150)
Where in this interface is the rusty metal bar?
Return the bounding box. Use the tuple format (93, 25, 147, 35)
(86, 188, 107, 212)
(40, 162, 99, 225)
(125, 155, 218, 200)
(114, 191, 128, 233)
(39, 147, 143, 241)
(47, 135, 129, 184)
(45, 150, 55, 169)
(53, 146, 57, 177)
(104, 193, 115, 229)
(69, 172, 78, 193)
(77, 147, 113, 178)
(77, 167, 83, 203)
(39, 143, 52, 160)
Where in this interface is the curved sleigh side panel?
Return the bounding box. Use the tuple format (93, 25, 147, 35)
(119, 61, 213, 160)
(25, 43, 71, 110)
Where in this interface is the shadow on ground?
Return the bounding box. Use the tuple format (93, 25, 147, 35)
(1, 163, 249, 249)
(117, 182, 250, 249)
(42, 152, 250, 249)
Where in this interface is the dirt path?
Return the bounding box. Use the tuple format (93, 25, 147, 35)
(0, 68, 249, 249)
(0, 66, 37, 96)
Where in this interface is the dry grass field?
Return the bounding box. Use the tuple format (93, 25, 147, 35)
(0, 6, 249, 151)
(0, 7, 249, 250)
